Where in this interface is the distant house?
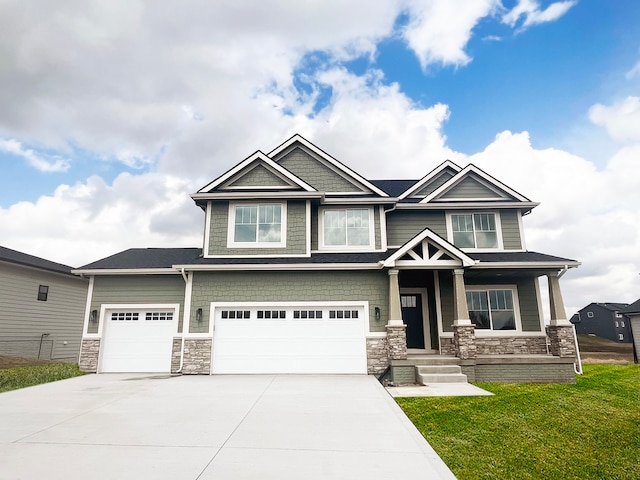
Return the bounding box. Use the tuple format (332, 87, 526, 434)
(570, 302, 632, 343)
(0, 246, 89, 361)
(619, 299, 639, 362)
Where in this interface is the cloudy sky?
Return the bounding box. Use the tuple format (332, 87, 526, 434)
(1, 0, 638, 316)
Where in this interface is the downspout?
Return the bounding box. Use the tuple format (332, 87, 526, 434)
(177, 267, 189, 374)
(557, 265, 583, 375)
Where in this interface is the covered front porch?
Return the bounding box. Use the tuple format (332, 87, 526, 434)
(376, 229, 581, 383)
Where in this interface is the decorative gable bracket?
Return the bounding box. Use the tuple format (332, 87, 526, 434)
(383, 228, 476, 268)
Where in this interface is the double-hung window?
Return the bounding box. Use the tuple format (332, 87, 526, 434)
(229, 203, 285, 247)
(322, 208, 372, 248)
(466, 288, 517, 331)
(450, 213, 499, 249)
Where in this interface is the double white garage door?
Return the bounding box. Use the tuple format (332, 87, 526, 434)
(100, 303, 367, 374)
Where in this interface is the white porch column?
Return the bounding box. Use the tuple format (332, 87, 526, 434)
(388, 269, 403, 326)
(547, 271, 571, 326)
(452, 268, 471, 326)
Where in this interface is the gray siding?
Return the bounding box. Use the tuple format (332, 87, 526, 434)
(89, 275, 186, 334)
(0, 262, 88, 361)
(386, 211, 446, 246)
(208, 200, 307, 256)
(414, 171, 454, 197)
(500, 210, 523, 250)
(440, 176, 502, 199)
(190, 270, 389, 334)
(278, 148, 366, 193)
(439, 272, 541, 332)
(226, 164, 290, 188)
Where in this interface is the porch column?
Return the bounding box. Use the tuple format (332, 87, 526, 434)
(452, 268, 476, 359)
(386, 269, 407, 360)
(547, 271, 577, 357)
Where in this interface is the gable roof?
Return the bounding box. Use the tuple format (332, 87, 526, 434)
(579, 302, 630, 313)
(76, 248, 202, 271)
(398, 160, 462, 200)
(0, 245, 75, 275)
(620, 299, 640, 315)
(383, 228, 475, 268)
(269, 134, 389, 197)
(196, 150, 316, 194)
(421, 163, 532, 204)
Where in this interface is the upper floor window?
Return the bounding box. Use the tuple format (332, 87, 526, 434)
(228, 203, 286, 248)
(466, 288, 517, 331)
(37, 285, 49, 301)
(321, 208, 373, 249)
(450, 213, 500, 249)
(587, 311, 594, 318)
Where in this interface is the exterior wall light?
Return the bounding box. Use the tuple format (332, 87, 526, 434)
(90, 310, 98, 323)
(375, 307, 381, 321)
(196, 308, 203, 322)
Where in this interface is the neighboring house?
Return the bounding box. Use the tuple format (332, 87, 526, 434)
(570, 303, 632, 343)
(75, 135, 581, 382)
(0, 246, 89, 361)
(619, 299, 639, 362)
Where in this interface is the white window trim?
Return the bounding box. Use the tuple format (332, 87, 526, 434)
(318, 206, 375, 251)
(464, 285, 523, 335)
(587, 311, 594, 318)
(445, 210, 504, 252)
(227, 201, 287, 249)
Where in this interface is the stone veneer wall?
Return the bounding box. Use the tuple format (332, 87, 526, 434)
(171, 338, 182, 373)
(386, 325, 407, 360)
(547, 325, 577, 357)
(475, 336, 548, 355)
(453, 325, 476, 359)
(79, 339, 100, 372)
(182, 338, 212, 374)
(366, 336, 388, 375)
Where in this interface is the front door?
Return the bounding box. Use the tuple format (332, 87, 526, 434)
(401, 293, 425, 349)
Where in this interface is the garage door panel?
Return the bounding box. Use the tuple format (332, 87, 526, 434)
(100, 308, 177, 373)
(212, 304, 367, 374)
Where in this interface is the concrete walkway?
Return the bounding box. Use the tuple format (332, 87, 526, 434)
(0, 374, 456, 480)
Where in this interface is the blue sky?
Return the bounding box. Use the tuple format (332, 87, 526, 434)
(0, 0, 639, 313)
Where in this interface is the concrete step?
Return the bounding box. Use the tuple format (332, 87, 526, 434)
(417, 372, 469, 384)
(403, 356, 460, 366)
(416, 365, 462, 374)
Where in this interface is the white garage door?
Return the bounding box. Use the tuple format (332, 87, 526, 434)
(211, 303, 367, 374)
(100, 307, 178, 373)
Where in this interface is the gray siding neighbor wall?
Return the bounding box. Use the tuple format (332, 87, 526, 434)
(190, 270, 388, 334)
(208, 200, 307, 256)
(0, 262, 88, 361)
(386, 210, 446, 246)
(89, 275, 186, 334)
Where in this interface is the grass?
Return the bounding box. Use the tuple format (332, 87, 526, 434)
(0, 362, 85, 393)
(398, 364, 640, 480)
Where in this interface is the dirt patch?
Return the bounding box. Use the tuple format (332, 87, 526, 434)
(577, 335, 635, 364)
(0, 355, 54, 370)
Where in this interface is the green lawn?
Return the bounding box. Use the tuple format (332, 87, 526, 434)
(398, 364, 640, 480)
(0, 362, 85, 393)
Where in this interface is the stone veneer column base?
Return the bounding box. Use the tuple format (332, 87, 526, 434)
(171, 338, 182, 373)
(366, 336, 389, 375)
(182, 338, 212, 374)
(79, 339, 100, 372)
(386, 324, 407, 360)
(547, 325, 577, 357)
(453, 325, 477, 360)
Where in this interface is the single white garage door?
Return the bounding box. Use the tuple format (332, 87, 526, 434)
(211, 303, 367, 374)
(100, 307, 178, 373)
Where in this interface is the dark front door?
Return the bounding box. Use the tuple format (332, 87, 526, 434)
(401, 294, 424, 349)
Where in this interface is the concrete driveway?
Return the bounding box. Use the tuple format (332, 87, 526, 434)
(0, 374, 456, 480)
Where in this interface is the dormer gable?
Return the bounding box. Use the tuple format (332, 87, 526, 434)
(398, 160, 462, 200)
(269, 134, 389, 197)
(197, 151, 316, 194)
(421, 164, 531, 204)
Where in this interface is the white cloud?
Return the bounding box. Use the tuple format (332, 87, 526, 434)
(626, 60, 640, 80)
(502, 0, 577, 30)
(402, 0, 500, 70)
(0, 138, 70, 172)
(589, 96, 640, 144)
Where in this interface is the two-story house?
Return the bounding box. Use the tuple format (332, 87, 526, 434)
(75, 135, 580, 382)
(570, 302, 632, 343)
